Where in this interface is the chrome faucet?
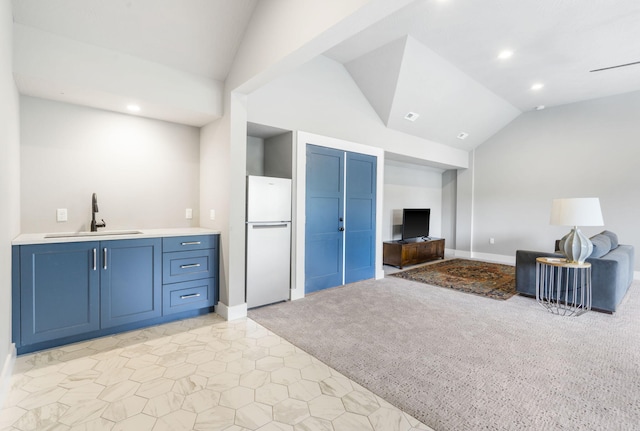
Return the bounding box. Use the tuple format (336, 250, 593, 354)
(91, 193, 106, 232)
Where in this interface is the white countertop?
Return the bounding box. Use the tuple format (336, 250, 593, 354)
(12, 227, 220, 246)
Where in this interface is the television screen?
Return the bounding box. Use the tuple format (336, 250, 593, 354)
(402, 208, 430, 241)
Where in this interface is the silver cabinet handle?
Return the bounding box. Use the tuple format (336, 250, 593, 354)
(180, 263, 201, 269)
(181, 241, 201, 246)
(103, 248, 108, 270)
(180, 293, 201, 299)
(93, 248, 97, 271)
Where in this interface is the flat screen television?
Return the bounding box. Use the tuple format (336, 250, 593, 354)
(402, 208, 431, 241)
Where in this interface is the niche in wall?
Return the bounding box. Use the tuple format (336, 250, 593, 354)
(246, 122, 293, 179)
(383, 156, 444, 241)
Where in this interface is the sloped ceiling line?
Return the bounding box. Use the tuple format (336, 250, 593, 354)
(344, 35, 521, 151)
(342, 35, 408, 126)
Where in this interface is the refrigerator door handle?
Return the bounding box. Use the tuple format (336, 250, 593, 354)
(250, 223, 289, 229)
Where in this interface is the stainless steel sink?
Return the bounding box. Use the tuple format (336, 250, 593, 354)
(44, 230, 143, 239)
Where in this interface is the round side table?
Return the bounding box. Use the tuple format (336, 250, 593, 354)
(535, 257, 592, 316)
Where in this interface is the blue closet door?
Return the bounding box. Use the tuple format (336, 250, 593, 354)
(345, 152, 377, 283)
(305, 145, 344, 293)
(305, 144, 377, 293)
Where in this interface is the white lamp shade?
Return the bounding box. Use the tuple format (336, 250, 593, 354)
(550, 198, 604, 227)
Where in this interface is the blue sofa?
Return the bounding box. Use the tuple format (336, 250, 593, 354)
(516, 231, 635, 313)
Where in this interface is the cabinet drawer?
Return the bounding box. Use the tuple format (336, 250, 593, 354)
(163, 278, 215, 315)
(163, 235, 216, 253)
(163, 249, 214, 284)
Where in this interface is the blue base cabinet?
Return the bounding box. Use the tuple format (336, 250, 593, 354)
(100, 238, 162, 328)
(19, 242, 100, 346)
(162, 235, 218, 315)
(13, 234, 219, 354)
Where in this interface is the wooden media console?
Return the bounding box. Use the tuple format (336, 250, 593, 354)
(383, 238, 445, 269)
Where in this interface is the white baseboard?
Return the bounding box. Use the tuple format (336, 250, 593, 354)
(450, 249, 471, 259)
(0, 343, 16, 410)
(449, 249, 515, 265)
(290, 288, 305, 301)
(468, 251, 515, 265)
(214, 302, 248, 321)
(452, 250, 640, 275)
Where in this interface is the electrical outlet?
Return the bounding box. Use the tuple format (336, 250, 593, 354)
(490, 237, 495, 244)
(56, 208, 68, 222)
(210, 209, 216, 220)
(185, 208, 193, 219)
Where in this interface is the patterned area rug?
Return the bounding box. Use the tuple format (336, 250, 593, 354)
(390, 258, 516, 300)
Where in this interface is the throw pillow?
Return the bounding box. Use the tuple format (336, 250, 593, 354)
(600, 230, 619, 249)
(590, 234, 612, 258)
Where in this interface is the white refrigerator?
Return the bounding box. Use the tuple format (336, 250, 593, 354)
(246, 175, 292, 308)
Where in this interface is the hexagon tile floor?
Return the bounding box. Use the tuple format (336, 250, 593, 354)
(0, 314, 434, 431)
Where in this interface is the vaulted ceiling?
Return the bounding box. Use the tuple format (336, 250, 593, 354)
(324, 0, 640, 150)
(11, 0, 640, 151)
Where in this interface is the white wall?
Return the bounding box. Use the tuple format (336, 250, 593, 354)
(264, 132, 293, 179)
(468, 90, 640, 269)
(456, 152, 474, 252)
(441, 169, 457, 247)
(199, 92, 248, 315)
(248, 55, 469, 170)
(206, 0, 416, 317)
(20, 96, 201, 233)
(1, 0, 21, 406)
(200, 116, 231, 307)
(246, 135, 265, 176)
(383, 159, 443, 241)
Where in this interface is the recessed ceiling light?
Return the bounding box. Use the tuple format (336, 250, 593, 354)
(127, 104, 141, 112)
(531, 83, 544, 91)
(457, 132, 469, 140)
(497, 50, 513, 60)
(535, 105, 546, 111)
(404, 112, 419, 122)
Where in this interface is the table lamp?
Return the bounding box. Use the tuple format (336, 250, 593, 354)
(550, 197, 604, 264)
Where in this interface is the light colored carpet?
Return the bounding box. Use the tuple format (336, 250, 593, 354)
(249, 275, 640, 431)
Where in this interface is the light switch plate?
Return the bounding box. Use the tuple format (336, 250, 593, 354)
(210, 209, 215, 220)
(57, 208, 68, 222)
(185, 208, 193, 219)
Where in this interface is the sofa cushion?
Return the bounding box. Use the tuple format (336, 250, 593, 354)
(590, 234, 612, 258)
(600, 230, 619, 249)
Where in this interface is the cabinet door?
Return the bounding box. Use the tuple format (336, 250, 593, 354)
(20, 242, 100, 345)
(100, 238, 161, 328)
(305, 144, 345, 293)
(416, 242, 436, 261)
(402, 244, 418, 266)
(345, 152, 376, 283)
